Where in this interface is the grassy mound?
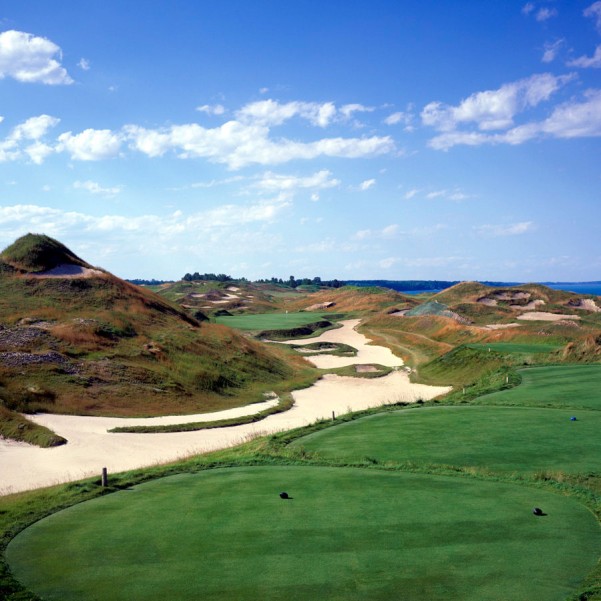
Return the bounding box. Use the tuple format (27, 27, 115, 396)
(0, 234, 91, 273)
(8, 466, 599, 601)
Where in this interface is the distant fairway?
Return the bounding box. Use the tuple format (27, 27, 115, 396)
(476, 364, 601, 410)
(293, 406, 601, 474)
(215, 312, 328, 330)
(8, 467, 600, 601)
(465, 342, 560, 354)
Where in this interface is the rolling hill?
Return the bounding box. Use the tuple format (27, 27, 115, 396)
(0, 234, 310, 445)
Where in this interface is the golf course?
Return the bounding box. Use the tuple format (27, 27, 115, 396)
(5, 363, 601, 600)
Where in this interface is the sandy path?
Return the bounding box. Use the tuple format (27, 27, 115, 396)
(0, 320, 450, 495)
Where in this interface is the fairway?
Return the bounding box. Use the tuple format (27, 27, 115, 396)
(293, 406, 601, 474)
(476, 364, 601, 410)
(215, 312, 329, 330)
(8, 467, 600, 601)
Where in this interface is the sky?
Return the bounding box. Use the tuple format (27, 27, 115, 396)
(0, 1, 600, 282)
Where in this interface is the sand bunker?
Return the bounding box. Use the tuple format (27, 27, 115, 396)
(0, 319, 450, 495)
(278, 319, 404, 369)
(27, 264, 104, 278)
(518, 312, 580, 322)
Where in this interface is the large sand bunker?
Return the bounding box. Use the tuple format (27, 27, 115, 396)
(0, 320, 450, 494)
(518, 312, 580, 322)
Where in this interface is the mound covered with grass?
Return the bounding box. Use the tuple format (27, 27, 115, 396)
(0, 233, 91, 274)
(0, 235, 314, 445)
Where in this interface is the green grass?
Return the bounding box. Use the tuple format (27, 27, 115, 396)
(466, 342, 561, 354)
(215, 312, 329, 331)
(293, 406, 601, 475)
(475, 364, 601, 410)
(8, 466, 600, 601)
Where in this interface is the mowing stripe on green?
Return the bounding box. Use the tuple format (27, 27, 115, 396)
(476, 364, 601, 410)
(215, 312, 328, 330)
(7, 466, 600, 601)
(293, 406, 601, 474)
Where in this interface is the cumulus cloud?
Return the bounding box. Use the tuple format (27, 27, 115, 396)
(424, 77, 601, 150)
(0, 30, 73, 84)
(237, 99, 338, 127)
(522, 2, 535, 15)
(358, 178, 375, 191)
(475, 221, 534, 237)
(196, 104, 226, 115)
(73, 180, 121, 197)
(10, 114, 60, 141)
(422, 73, 572, 133)
(57, 129, 122, 160)
(78, 58, 90, 71)
(404, 188, 419, 200)
(0, 114, 59, 164)
(124, 118, 393, 169)
(568, 45, 601, 68)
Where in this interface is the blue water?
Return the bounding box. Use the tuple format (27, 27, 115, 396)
(544, 283, 601, 296)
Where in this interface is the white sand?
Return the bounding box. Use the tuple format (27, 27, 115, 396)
(0, 319, 450, 495)
(27, 264, 104, 278)
(276, 319, 404, 369)
(517, 312, 580, 321)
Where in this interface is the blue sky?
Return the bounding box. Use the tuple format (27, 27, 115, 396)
(0, 1, 600, 281)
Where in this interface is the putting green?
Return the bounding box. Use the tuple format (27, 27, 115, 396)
(7, 467, 600, 601)
(293, 406, 601, 474)
(476, 364, 601, 410)
(215, 312, 328, 330)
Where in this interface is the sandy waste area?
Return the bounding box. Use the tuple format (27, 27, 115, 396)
(0, 320, 450, 494)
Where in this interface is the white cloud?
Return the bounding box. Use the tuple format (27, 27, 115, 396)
(475, 221, 534, 237)
(339, 103, 374, 120)
(310, 192, 319, 202)
(10, 114, 60, 141)
(568, 45, 601, 68)
(0, 30, 73, 84)
(585, 1, 601, 32)
(78, 58, 90, 71)
(404, 188, 419, 200)
(73, 180, 121, 196)
(422, 73, 572, 133)
(254, 169, 340, 192)
(379, 257, 399, 269)
(24, 141, 54, 164)
(542, 39, 564, 63)
(57, 129, 122, 160)
(522, 2, 535, 15)
(354, 224, 398, 240)
(125, 119, 393, 169)
(358, 178, 375, 191)
(196, 104, 226, 115)
(237, 99, 337, 127)
(426, 189, 447, 199)
(536, 7, 557, 21)
(0, 198, 290, 240)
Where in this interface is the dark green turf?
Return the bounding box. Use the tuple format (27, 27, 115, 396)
(476, 364, 601, 410)
(215, 312, 327, 330)
(293, 406, 601, 474)
(7, 467, 600, 601)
